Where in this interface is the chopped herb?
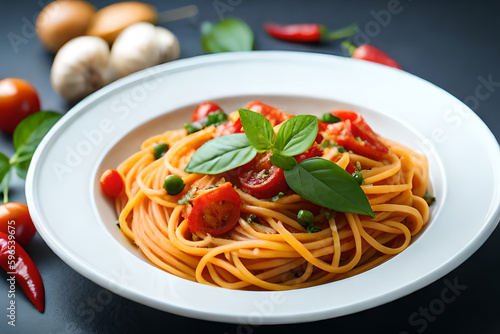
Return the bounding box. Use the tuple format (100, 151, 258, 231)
(208, 184, 220, 189)
(153, 143, 169, 160)
(306, 225, 321, 233)
(184, 121, 205, 134)
(115, 220, 121, 229)
(177, 187, 196, 205)
(355, 136, 362, 142)
(424, 192, 436, 205)
(320, 139, 346, 152)
(247, 214, 258, 223)
(184, 110, 228, 135)
(352, 170, 364, 185)
(320, 113, 341, 124)
(272, 192, 285, 202)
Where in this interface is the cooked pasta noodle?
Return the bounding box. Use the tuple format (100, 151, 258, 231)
(113, 103, 431, 291)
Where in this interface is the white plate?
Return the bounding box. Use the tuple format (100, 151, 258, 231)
(26, 51, 500, 324)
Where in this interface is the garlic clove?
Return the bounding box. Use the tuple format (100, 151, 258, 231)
(51, 36, 116, 101)
(110, 22, 158, 78)
(110, 22, 180, 78)
(155, 26, 180, 63)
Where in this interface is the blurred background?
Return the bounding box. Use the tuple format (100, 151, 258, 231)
(1, 0, 500, 333)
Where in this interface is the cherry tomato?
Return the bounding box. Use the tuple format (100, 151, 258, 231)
(0, 78, 41, 134)
(187, 183, 241, 236)
(245, 101, 294, 126)
(191, 102, 222, 122)
(239, 153, 290, 199)
(0, 203, 36, 246)
(100, 169, 124, 197)
(325, 111, 389, 160)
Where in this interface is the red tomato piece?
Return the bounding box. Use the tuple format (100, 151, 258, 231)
(294, 142, 323, 163)
(325, 111, 389, 160)
(187, 183, 241, 236)
(245, 101, 294, 126)
(345, 162, 356, 175)
(100, 169, 124, 197)
(239, 153, 290, 199)
(0, 78, 41, 133)
(0, 203, 36, 246)
(214, 118, 243, 137)
(191, 101, 222, 122)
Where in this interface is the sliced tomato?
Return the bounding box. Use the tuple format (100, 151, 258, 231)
(245, 101, 294, 126)
(187, 183, 241, 236)
(100, 169, 124, 197)
(214, 118, 243, 137)
(294, 142, 323, 163)
(238, 152, 290, 199)
(191, 101, 222, 122)
(325, 111, 389, 160)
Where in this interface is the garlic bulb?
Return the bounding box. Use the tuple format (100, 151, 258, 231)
(51, 36, 115, 101)
(110, 22, 180, 78)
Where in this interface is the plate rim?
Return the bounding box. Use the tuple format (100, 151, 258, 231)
(26, 51, 500, 324)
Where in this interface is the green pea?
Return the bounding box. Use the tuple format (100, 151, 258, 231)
(153, 143, 168, 160)
(297, 210, 314, 228)
(320, 113, 341, 124)
(163, 175, 186, 195)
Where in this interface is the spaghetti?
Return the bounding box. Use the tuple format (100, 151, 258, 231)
(111, 101, 431, 291)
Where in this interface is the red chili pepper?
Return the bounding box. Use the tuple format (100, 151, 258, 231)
(342, 40, 402, 69)
(0, 231, 45, 312)
(264, 23, 358, 43)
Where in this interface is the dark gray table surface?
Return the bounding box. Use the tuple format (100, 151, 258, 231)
(1, 0, 500, 333)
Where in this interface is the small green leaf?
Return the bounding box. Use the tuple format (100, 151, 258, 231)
(238, 108, 274, 152)
(269, 151, 297, 170)
(201, 18, 254, 53)
(185, 133, 257, 174)
(271, 192, 285, 202)
(12, 111, 62, 179)
(284, 157, 375, 217)
(320, 113, 341, 124)
(274, 115, 318, 156)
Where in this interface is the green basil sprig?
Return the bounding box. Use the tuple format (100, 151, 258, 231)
(184, 108, 375, 217)
(0, 111, 62, 202)
(201, 18, 254, 53)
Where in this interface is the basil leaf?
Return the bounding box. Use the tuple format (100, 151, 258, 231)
(0, 153, 12, 202)
(238, 108, 274, 152)
(284, 157, 375, 217)
(274, 115, 318, 156)
(201, 18, 254, 53)
(12, 111, 62, 179)
(269, 151, 296, 171)
(185, 133, 257, 174)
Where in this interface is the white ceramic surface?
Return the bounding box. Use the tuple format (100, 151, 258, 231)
(26, 52, 500, 324)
